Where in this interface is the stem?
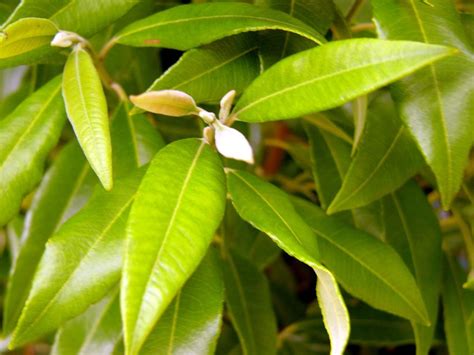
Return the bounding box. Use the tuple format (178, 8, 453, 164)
(351, 22, 376, 33)
(346, 0, 366, 22)
(98, 37, 118, 62)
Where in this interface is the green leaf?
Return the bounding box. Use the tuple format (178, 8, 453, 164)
(227, 170, 349, 355)
(122, 138, 226, 355)
(292, 198, 430, 325)
(372, 0, 474, 208)
(327, 95, 425, 213)
(2, 0, 140, 37)
(380, 181, 442, 355)
(52, 289, 122, 355)
(442, 255, 474, 354)
(63, 45, 113, 190)
(10, 168, 145, 348)
(0, 75, 66, 227)
(0, 18, 58, 68)
(3, 143, 92, 335)
(137, 34, 260, 107)
(232, 38, 456, 122)
(221, 250, 277, 355)
(141, 250, 224, 355)
(132, 116, 165, 166)
(114, 2, 326, 50)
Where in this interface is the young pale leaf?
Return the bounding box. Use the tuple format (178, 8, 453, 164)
(141, 250, 224, 355)
(122, 139, 226, 355)
(52, 290, 121, 355)
(114, 2, 326, 50)
(135, 34, 259, 109)
(327, 96, 425, 213)
(0, 17, 58, 67)
(227, 170, 349, 355)
(292, 198, 430, 325)
(221, 251, 277, 355)
(232, 39, 456, 122)
(63, 45, 113, 190)
(381, 182, 442, 355)
(0, 75, 66, 227)
(213, 121, 254, 164)
(372, 0, 474, 208)
(10, 168, 145, 348)
(442, 255, 474, 354)
(130, 90, 199, 117)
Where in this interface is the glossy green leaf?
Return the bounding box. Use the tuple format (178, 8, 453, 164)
(52, 290, 121, 355)
(138, 34, 260, 106)
(221, 250, 277, 355)
(0, 18, 58, 68)
(232, 38, 456, 122)
(381, 181, 442, 354)
(227, 170, 350, 355)
(141, 250, 224, 355)
(63, 45, 113, 190)
(114, 2, 326, 50)
(372, 0, 474, 208)
(442, 255, 474, 354)
(292, 198, 430, 325)
(10, 167, 145, 348)
(2, 0, 140, 37)
(0, 75, 65, 227)
(327, 96, 425, 213)
(122, 138, 226, 355)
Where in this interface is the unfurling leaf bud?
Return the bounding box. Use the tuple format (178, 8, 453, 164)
(213, 120, 254, 164)
(130, 90, 199, 117)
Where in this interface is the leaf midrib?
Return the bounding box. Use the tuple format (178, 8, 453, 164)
(313, 225, 426, 322)
(131, 142, 206, 346)
(166, 291, 182, 355)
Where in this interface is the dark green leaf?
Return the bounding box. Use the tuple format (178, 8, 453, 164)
(372, 0, 474, 208)
(0, 75, 65, 227)
(232, 38, 455, 122)
(114, 2, 326, 50)
(141, 250, 224, 355)
(221, 250, 277, 355)
(122, 139, 226, 355)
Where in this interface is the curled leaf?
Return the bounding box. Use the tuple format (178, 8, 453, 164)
(130, 90, 199, 117)
(219, 89, 236, 121)
(213, 121, 254, 164)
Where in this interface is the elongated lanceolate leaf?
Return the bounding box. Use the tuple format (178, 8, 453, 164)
(328, 96, 425, 213)
(137, 34, 260, 107)
(10, 168, 145, 348)
(63, 45, 113, 190)
(372, 0, 474, 208)
(52, 290, 121, 355)
(292, 198, 430, 325)
(122, 139, 226, 355)
(0, 75, 65, 227)
(141, 250, 224, 355)
(114, 2, 325, 50)
(381, 181, 442, 355)
(0, 17, 58, 68)
(442, 255, 474, 355)
(232, 38, 455, 122)
(227, 170, 349, 355)
(221, 250, 277, 355)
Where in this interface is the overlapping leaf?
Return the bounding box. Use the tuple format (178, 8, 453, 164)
(114, 2, 326, 50)
(0, 75, 65, 227)
(141, 250, 224, 355)
(372, 0, 474, 208)
(122, 139, 226, 355)
(10, 167, 145, 347)
(292, 198, 429, 325)
(232, 38, 455, 122)
(62, 45, 112, 190)
(227, 170, 350, 355)
(221, 250, 277, 355)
